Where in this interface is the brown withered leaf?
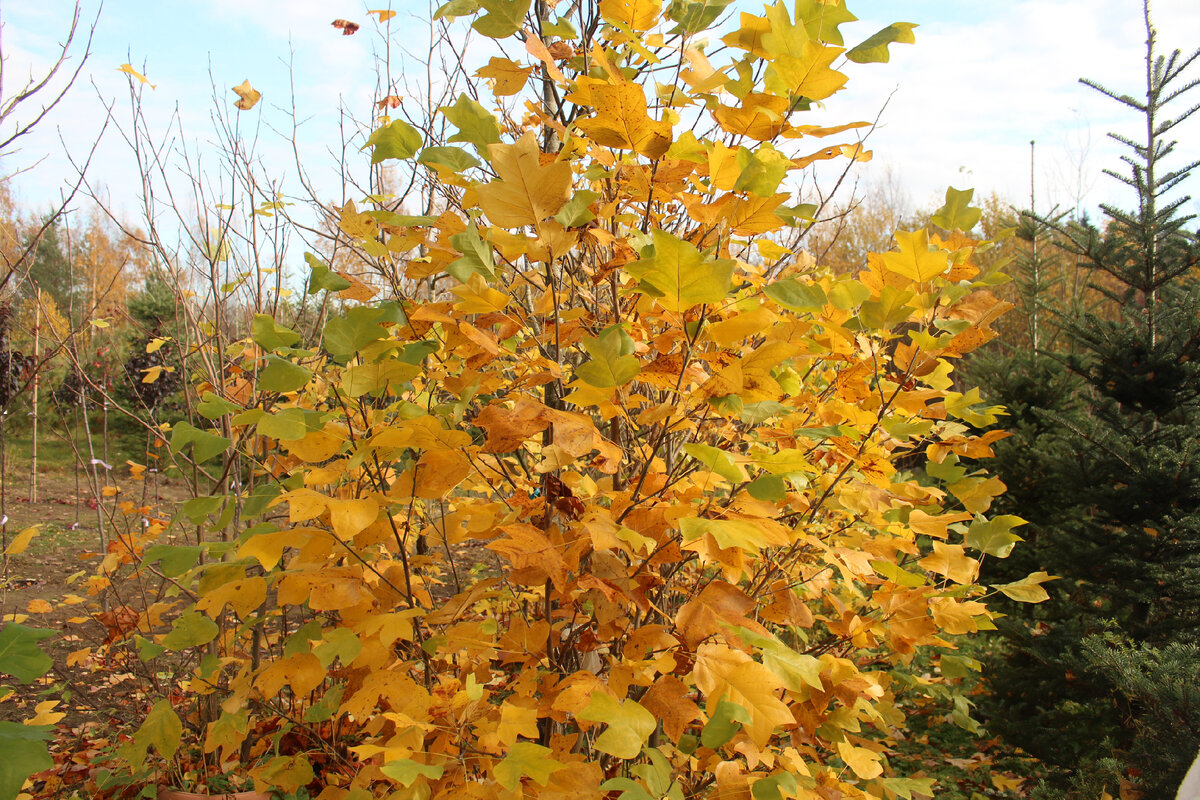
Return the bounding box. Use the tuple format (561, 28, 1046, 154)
(641, 674, 701, 742)
(332, 19, 360, 35)
(675, 579, 768, 648)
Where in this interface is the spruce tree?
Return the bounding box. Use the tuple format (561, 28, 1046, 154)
(979, 3, 1200, 793)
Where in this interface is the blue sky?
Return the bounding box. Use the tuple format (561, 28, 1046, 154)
(2, 0, 1199, 225)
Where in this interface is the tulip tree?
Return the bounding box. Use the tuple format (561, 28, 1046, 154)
(69, 1, 1043, 799)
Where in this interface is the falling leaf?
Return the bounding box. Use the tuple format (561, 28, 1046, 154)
(232, 79, 262, 110)
(117, 63, 155, 88)
(332, 19, 361, 35)
(368, 9, 397, 22)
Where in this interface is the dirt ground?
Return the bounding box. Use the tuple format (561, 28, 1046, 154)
(0, 466, 191, 725)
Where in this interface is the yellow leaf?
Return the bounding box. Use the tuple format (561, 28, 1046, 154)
(713, 93, 789, 141)
(574, 80, 672, 158)
(368, 8, 397, 21)
(338, 200, 378, 239)
(450, 272, 511, 313)
(524, 32, 567, 84)
(766, 41, 847, 99)
(476, 132, 572, 228)
(141, 365, 164, 384)
(280, 488, 328, 522)
(693, 643, 794, 747)
(25, 599, 53, 614)
(723, 12, 772, 58)
(327, 498, 378, 539)
(195, 576, 268, 619)
(600, 0, 661, 31)
(948, 474, 1006, 514)
(882, 229, 951, 283)
(475, 57, 533, 97)
(66, 648, 91, 667)
(232, 79, 261, 110)
(5, 525, 39, 555)
(239, 530, 305, 571)
(117, 64, 155, 88)
(25, 700, 66, 727)
(836, 740, 883, 780)
(145, 337, 169, 353)
(414, 448, 471, 499)
(101, 485, 121, 497)
(918, 542, 979, 585)
(992, 774, 1025, 792)
(497, 698, 540, 746)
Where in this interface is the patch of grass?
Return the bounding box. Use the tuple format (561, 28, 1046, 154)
(0, 413, 151, 477)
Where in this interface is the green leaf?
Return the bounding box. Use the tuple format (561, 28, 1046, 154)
(0, 721, 53, 800)
(683, 443, 744, 483)
(344, 361, 422, 397)
(666, 0, 735, 34)
(440, 94, 502, 155)
(312, 628, 362, 669)
(878, 777, 937, 800)
(764, 278, 826, 313)
(542, 15, 578, 38)
(471, 0, 532, 38)
(418, 146, 481, 172)
(257, 408, 309, 441)
(131, 699, 182, 767)
(447, 225, 497, 283)
(858, 284, 916, 330)
(382, 758, 445, 788)
(828, 279, 870, 309)
(931, 186, 982, 232)
(169, 422, 231, 464)
(734, 145, 789, 196)
(135, 634, 166, 661)
(433, 0, 480, 20)
(846, 22, 918, 63)
(576, 325, 641, 388)
(994, 570, 1055, 603)
(180, 495, 226, 524)
(940, 653, 982, 679)
(965, 514, 1026, 558)
(735, 628, 826, 692)
(196, 391, 242, 420)
(578, 693, 657, 759)
(252, 314, 301, 351)
(494, 742, 565, 790)
(142, 544, 204, 577)
(751, 773, 798, 800)
(162, 611, 219, 650)
(363, 119, 424, 163)
(600, 777, 656, 800)
(795, 0, 857, 45)
(0, 624, 53, 684)
(305, 252, 352, 294)
(680, 517, 774, 553)
(700, 699, 751, 749)
(555, 190, 600, 227)
(628, 230, 735, 311)
(871, 559, 925, 588)
(259, 356, 313, 394)
(323, 305, 398, 361)
(303, 684, 345, 723)
(747, 474, 787, 502)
